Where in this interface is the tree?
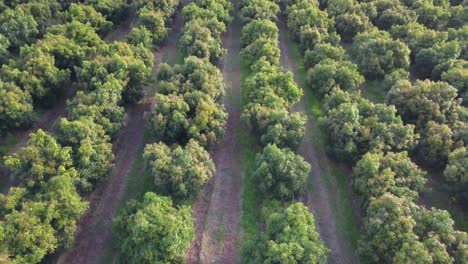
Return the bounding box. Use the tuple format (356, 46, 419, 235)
(307, 58, 364, 96)
(67, 91, 127, 138)
(247, 203, 328, 263)
(241, 19, 278, 48)
(0, 33, 9, 64)
(444, 147, 467, 202)
(253, 144, 311, 200)
(353, 151, 426, 204)
(147, 94, 190, 144)
(386, 80, 461, 129)
(242, 37, 280, 67)
(240, 0, 279, 24)
(414, 40, 461, 79)
(1, 53, 71, 105)
(4, 129, 74, 190)
(56, 117, 114, 192)
(63, 3, 112, 35)
(179, 20, 225, 65)
(243, 105, 306, 149)
(0, 200, 57, 264)
(138, 4, 167, 46)
(303, 43, 347, 69)
(16, 2, 53, 35)
(359, 193, 423, 263)
(34, 172, 88, 247)
(372, 0, 416, 30)
(351, 29, 410, 79)
(324, 95, 417, 163)
(143, 140, 215, 198)
(0, 7, 38, 49)
(286, 1, 338, 50)
(113, 192, 194, 263)
(0, 81, 34, 133)
(418, 121, 454, 167)
(441, 60, 467, 105)
(127, 26, 153, 49)
(87, 0, 128, 22)
(413, 0, 449, 29)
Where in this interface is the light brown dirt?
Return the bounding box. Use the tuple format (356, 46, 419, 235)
(277, 19, 359, 264)
(56, 8, 186, 264)
(186, 13, 244, 264)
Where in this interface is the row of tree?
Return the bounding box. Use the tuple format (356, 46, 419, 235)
(0, 0, 137, 135)
(113, 0, 233, 263)
(282, 0, 468, 262)
(325, 0, 467, 204)
(0, 0, 164, 262)
(240, 0, 328, 262)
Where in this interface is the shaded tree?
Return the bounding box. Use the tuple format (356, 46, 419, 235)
(113, 192, 194, 263)
(253, 144, 311, 200)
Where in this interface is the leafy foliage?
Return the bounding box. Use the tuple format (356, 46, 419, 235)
(113, 192, 194, 264)
(253, 144, 310, 200)
(143, 140, 215, 198)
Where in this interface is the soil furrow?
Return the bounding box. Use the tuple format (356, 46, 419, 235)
(277, 18, 358, 264)
(186, 13, 243, 264)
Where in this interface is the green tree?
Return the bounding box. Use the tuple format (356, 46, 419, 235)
(303, 43, 347, 69)
(444, 147, 468, 202)
(0, 7, 38, 49)
(143, 140, 215, 198)
(418, 121, 454, 167)
(0, 33, 9, 64)
(127, 26, 153, 49)
(113, 192, 194, 263)
(253, 144, 311, 200)
(56, 117, 114, 192)
(353, 151, 426, 204)
(2, 54, 71, 105)
(64, 3, 112, 35)
(0, 81, 34, 133)
(179, 20, 225, 65)
(147, 93, 190, 144)
(351, 29, 410, 79)
(4, 129, 74, 190)
(248, 202, 328, 263)
(87, 0, 128, 22)
(138, 4, 167, 46)
(386, 80, 460, 129)
(240, 0, 279, 24)
(241, 19, 278, 48)
(0, 200, 57, 264)
(307, 58, 364, 96)
(324, 94, 417, 162)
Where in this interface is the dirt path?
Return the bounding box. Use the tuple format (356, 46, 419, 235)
(56, 8, 186, 264)
(186, 13, 243, 264)
(277, 19, 359, 264)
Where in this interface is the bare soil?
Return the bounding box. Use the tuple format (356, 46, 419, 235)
(278, 19, 359, 264)
(186, 14, 244, 264)
(56, 8, 186, 264)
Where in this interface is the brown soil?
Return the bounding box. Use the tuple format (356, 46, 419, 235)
(277, 19, 359, 264)
(104, 16, 134, 43)
(186, 13, 244, 264)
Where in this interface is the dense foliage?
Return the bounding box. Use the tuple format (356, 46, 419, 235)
(246, 203, 328, 263)
(143, 140, 215, 198)
(113, 192, 194, 263)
